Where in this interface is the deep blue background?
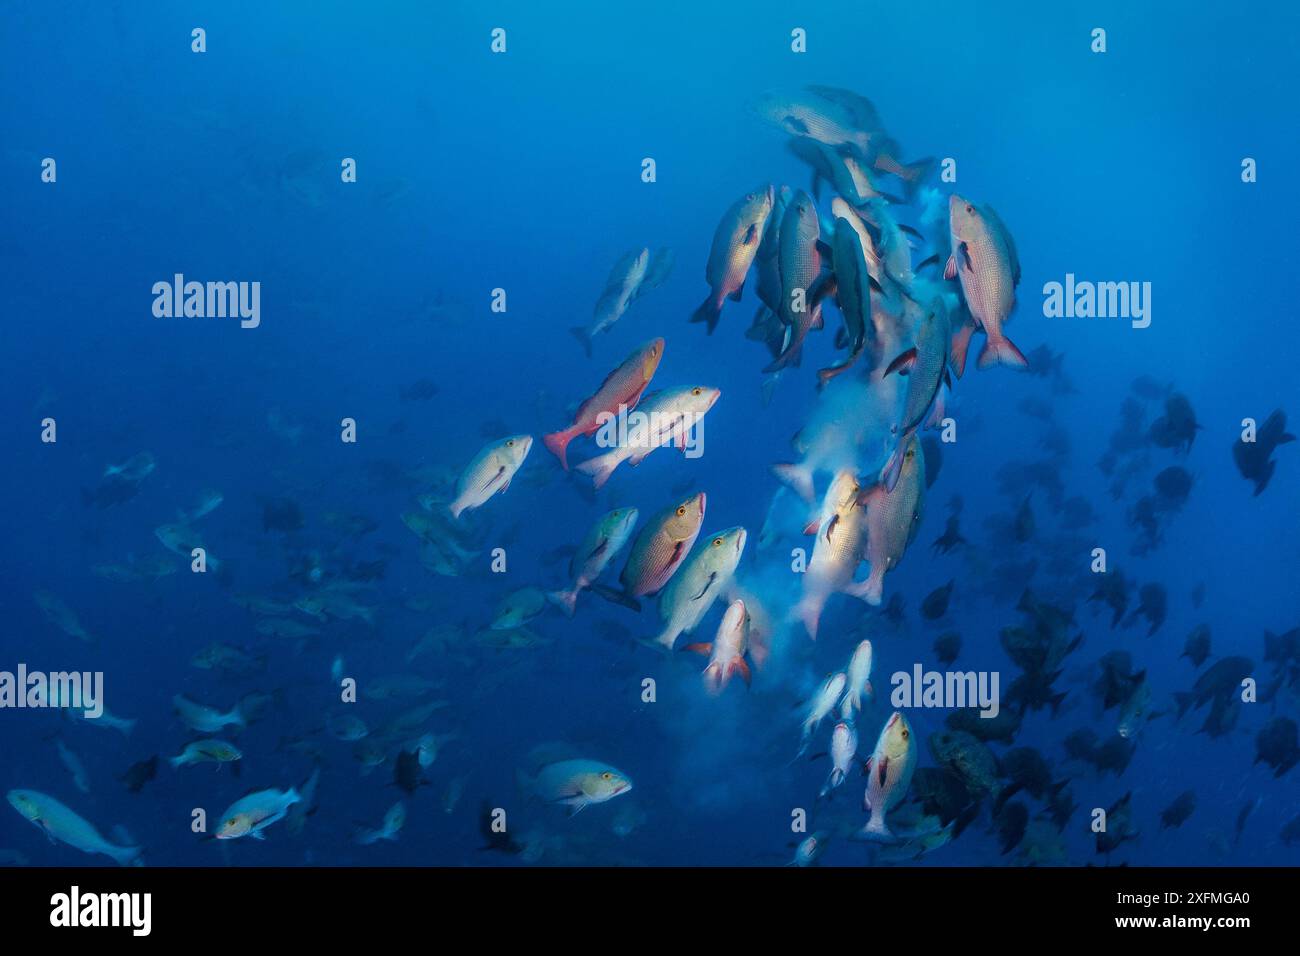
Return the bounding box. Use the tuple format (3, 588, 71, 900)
(1, 0, 1297, 866)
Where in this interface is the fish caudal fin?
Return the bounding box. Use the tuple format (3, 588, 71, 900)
(574, 451, 619, 490)
(858, 814, 895, 843)
(772, 462, 815, 504)
(109, 843, 143, 867)
(569, 327, 593, 358)
(794, 594, 824, 641)
(542, 429, 574, 471)
(689, 295, 723, 334)
(977, 334, 1029, 370)
(546, 588, 579, 617)
(848, 570, 884, 607)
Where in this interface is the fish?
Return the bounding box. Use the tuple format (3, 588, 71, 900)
(215, 787, 301, 840)
(173, 694, 246, 733)
(1160, 791, 1197, 829)
(1182, 624, 1212, 668)
(880, 299, 951, 491)
(170, 739, 243, 770)
(755, 88, 876, 155)
(32, 591, 93, 643)
(547, 507, 639, 616)
(448, 435, 533, 519)
(859, 712, 917, 841)
(177, 488, 224, 523)
(821, 721, 858, 797)
(1233, 408, 1294, 495)
(285, 767, 321, 837)
(945, 194, 1026, 372)
(690, 185, 773, 332)
(921, 580, 955, 621)
(154, 523, 220, 570)
(521, 756, 632, 816)
(543, 338, 664, 469)
(355, 802, 407, 845)
(490, 587, 547, 630)
(788, 833, 827, 867)
(767, 191, 823, 371)
(843, 639, 874, 714)
(859, 434, 926, 606)
(651, 526, 746, 650)
(684, 599, 752, 694)
(118, 757, 158, 794)
(573, 247, 651, 355)
(611, 492, 706, 601)
(817, 207, 872, 385)
(6, 790, 141, 865)
(104, 451, 156, 482)
(636, 247, 676, 299)
(799, 672, 847, 754)
(55, 740, 90, 794)
(794, 471, 870, 639)
(574, 386, 720, 490)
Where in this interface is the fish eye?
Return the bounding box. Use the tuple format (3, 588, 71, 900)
(506, 439, 515, 447)
(712, 537, 723, 547)
(965, 204, 974, 214)
(691, 387, 702, 396)
(676, 506, 686, 516)
(601, 772, 612, 780)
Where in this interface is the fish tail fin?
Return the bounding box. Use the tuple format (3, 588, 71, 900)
(569, 327, 593, 358)
(794, 594, 823, 641)
(852, 569, 885, 607)
(858, 814, 894, 843)
(690, 295, 723, 334)
(542, 429, 574, 471)
(900, 156, 935, 197)
(732, 658, 752, 688)
(977, 333, 1029, 370)
(546, 588, 579, 617)
(772, 462, 815, 504)
(652, 626, 679, 652)
(702, 661, 725, 694)
(588, 582, 642, 613)
(574, 451, 619, 490)
(109, 843, 143, 867)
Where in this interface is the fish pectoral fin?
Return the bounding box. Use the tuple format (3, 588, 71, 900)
(682, 642, 713, 656)
(250, 830, 266, 841)
(943, 255, 956, 281)
(884, 347, 917, 377)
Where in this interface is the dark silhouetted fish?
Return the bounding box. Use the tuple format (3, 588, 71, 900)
(1160, 790, 1196, 829)
(1255, 717, 1299, 778)
(1232, 408, 1294, 495)
(920, 580, 954, 620)
(1182, 625, 1211, 668)
(119, 755, 158, 794)
(933, 631, 961, 666)
(263, 497, 304, 533)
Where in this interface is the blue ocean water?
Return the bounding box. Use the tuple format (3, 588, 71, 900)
(1, 1, 1297, 867)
